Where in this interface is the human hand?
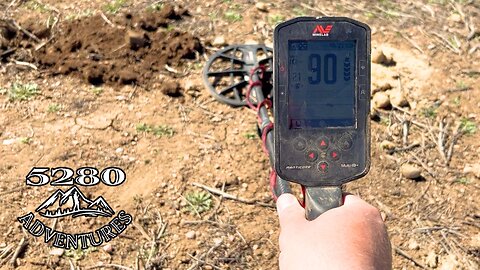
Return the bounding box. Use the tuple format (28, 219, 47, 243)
(277, 193, 392, 270)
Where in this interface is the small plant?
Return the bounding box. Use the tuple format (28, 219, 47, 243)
(453, 96, 461, 106)
(244, 131, 257, 140)
(269, 14, 285, 25)
(152, 125, 175, 137)
(104, 0, 127, 14)
(147, 2, 163, 12)
(65, 246, 97, 261)
(25, 0, 48, 12)
(224, 11, 242, 22)
(5, 83, 39, 101)
(136, 123, 175, 137)
(91, 87, 103, 96)
(379, 117, 391, 126)
(20, 137, 32, 144)
(184, 191, 212, 214)
(455, 177, 470, 184)
(47, 103, 62, 113)
(293, 7, 307, 16)
(460, 118, 477, 135)
(421, 105, 438, 118)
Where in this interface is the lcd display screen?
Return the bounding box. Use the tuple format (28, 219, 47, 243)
(288, 40, 356, 128)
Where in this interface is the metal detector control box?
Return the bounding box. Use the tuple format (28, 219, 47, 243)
(274, 17, 371, 187)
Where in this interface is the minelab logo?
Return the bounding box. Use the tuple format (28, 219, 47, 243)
(17, 167, 132, 250)
(312, 25, 333, 36)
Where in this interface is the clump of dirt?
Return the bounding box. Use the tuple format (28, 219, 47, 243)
(1, 4, 202, 87)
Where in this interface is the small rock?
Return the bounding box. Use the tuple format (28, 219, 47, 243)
(185, 230, 196, 239)
(448, 13, 462, 23)
(2, 138, 16, 145)
(115, 147, 124, 153)
(407, 239, 419, 250)
(103, 244, 114, 254)
(389, 90, 409, 107)
(49, 248, 64, 256)
(213, 238, 223, 245)
(400, 164, 421, 179)
(372, 82, 393, 94)
(255, 2, 268, 12)
(126, 30, 150, 51)
(440, 254, 459, 270)
(372, 48, 388, 64)
(380, 140, 396, 150)
(212, 36, 226, 47)
(463, 164, 480, 178)
(160, 80, 182, 97)
(426, 250, 438, 268)
(372, 92, 390, 109)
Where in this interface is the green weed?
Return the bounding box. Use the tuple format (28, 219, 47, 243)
(104, 0, 127, 14)
(244, 131, 257, 140)
(47, 103, 62, 113)
(460, 118, 477, 135)
(421, 105, 438, 118)
(3, 83, 39, 101)
(65, 246, 97, 261)
(25, 0, 48, 12)
(224, 11, 242, 22)
(455, 177, 470, 184)
(136, 123, 175, 138)
(452, 96, 461, 106)
(20, 137, 32, 144)
(184, 191, 212, 214)
(91, 87, 103, 96)
(269, 14, 285, 26)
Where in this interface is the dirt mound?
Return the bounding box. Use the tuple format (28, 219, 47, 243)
(1, 4, 202, 86)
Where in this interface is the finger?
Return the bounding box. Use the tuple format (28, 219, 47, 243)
(342, 194, 367, 206)
(276, 193, 305, 231)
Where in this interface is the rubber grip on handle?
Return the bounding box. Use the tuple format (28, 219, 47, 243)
(304, 186, 343, 220)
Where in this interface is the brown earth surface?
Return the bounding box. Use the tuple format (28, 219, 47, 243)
(1, 0, 480, 270)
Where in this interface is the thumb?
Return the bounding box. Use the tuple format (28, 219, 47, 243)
(276, 193, 305, 231)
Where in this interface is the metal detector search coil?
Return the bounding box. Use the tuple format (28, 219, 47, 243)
(274, 17, 371, 187)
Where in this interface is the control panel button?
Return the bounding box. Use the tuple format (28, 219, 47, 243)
(293, 138, 307, 151)
(318, 137, 329, 150)
(305, 151, 318, 162)
(329, 150, 340, 161)
(338, 136, 353, 150)
(359, 60, 366, 76)
(318, 162, 328, 173)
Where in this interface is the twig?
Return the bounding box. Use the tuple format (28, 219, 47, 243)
(393, 246, 426, 269)
(186, 254, 225, 270)
(0, 187, 23, 196)
(132, 221, 152, 242)
(446, 86, 472, 92)
(9, 237, 27, 267)
(13, 60, 38, 70)
(0, 48, 16, 58)
(85, 263, 134, 270)
(192, 182, 274, 208)
(437, 118, 449, 165)
(100, 12, 116, 27)
(387, 142, 420, 154)
(446, 122, 462, 166)
(299, 3, 330, 16)
(9, 20, 41, 43)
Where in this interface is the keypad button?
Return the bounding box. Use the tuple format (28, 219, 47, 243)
(318, 137, 329, 150)
(305, 151, 318, 162)
(329, 150, 340, 161)
(318, 162, 329, 173)
(293, 138, 307, 151)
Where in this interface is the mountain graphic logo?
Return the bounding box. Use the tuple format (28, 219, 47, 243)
(35, 186, 115, 218)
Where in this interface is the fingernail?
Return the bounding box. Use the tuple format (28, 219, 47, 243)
(276, 194, 297, 214)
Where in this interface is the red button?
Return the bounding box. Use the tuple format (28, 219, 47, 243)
(330, 151, 340, 161)
(305, 151, 318, 162)
(318, 137, 329, 149)
(318, 162, 328, 172)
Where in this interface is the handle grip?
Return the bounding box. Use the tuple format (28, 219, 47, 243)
(304, 186, 343, 220)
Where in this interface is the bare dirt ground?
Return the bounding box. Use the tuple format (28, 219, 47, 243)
(0, 0, 479, 269)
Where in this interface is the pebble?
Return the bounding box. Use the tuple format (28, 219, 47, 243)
(372, 92, 390, 109)
(440, 254, 459, 270)
(255, 2, 268, 12)
(185, 230, 196, 239)
(2, 138, 16, 145)
(212, 36, 226, 47)
(400, 163, 421, 179)
(103, 244, 114, 254)
(380, 140, 396, 150)
(407, 239, 419, 250)
(213, 238, 223, 245)
(426, 250, 438, 268)
(115, 147, 124, 153)
(389, 90, 409, 107)
(463, 163, 480, 178)
(372, 48, 388, 64)
(49, 248, 64, 256)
